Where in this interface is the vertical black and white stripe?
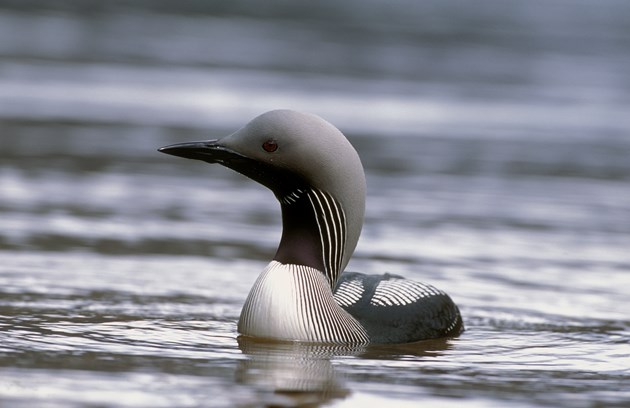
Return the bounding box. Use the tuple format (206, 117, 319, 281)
(306, 189, 347, 288)
(238, 261, 369, 344)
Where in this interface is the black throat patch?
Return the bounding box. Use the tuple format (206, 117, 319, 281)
(274, 188, 347, 288)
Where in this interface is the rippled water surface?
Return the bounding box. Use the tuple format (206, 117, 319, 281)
(1, 1, 630, 407)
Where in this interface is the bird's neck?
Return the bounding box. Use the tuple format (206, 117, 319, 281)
(273, 188, 348, 288)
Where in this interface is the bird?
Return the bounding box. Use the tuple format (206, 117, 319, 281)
(159, 109, 463, 344)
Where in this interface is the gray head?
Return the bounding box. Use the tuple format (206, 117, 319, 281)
(159, 110, 366, 285)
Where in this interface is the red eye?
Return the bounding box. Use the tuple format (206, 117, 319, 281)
(262, 139, 278, 152)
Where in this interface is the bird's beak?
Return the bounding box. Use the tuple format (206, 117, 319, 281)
(159, 138, 302, 195)
(158, 140, 244, 165)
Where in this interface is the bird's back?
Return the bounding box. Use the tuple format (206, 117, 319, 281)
(334, 272, 464, 343)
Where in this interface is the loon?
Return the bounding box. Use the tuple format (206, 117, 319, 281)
(159, 110, 463, 344)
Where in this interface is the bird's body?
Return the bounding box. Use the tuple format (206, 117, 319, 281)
(160, 110, 463, 344)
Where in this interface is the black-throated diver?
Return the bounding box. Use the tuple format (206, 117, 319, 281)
(159, 110, 463, 344)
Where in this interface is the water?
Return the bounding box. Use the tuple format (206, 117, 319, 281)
(1, 0, 630, 406)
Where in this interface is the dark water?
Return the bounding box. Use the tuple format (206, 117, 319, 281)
(1, 1, 630, 407)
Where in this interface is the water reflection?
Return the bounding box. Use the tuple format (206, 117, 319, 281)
(237, 337, 357, 406)
(236, 336, 455, 407)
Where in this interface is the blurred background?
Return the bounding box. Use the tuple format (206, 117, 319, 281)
(1, 1, 629, 407)
(1, 0, 629, 255)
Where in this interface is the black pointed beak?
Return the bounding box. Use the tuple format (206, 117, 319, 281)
(158, 140, 244, 165)
(159, 139, 304, 198)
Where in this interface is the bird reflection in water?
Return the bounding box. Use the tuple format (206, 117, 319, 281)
(236, 336, 454, 407)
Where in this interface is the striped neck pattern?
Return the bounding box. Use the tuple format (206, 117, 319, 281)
(304, 188, 347, 287)
(278, 187, 347, 288)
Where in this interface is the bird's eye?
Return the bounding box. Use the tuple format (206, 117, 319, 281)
(262, 139, 278, 152)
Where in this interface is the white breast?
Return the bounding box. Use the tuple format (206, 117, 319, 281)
(238, 261, 369, 344)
